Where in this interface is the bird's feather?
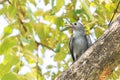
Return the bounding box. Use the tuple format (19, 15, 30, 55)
(86, 35, 92, 47)
(69, 36, 75, 62)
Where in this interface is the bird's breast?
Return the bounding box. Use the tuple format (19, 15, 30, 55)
(73, 36, 88, 51)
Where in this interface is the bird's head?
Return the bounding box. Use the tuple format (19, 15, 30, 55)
(69, 22, 84, 32)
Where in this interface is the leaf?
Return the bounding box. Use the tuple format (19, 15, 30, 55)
(53, 0, 64, 12)
(0, 37, 17, 54)
(0, 5, 7, 15)
(85, 26, 91, 35)
(1, 72, 18, 80)
(7, 5, 16, 18)
(66, 10, 77, 22)
(35, 23, 45, 41)
(55, 18, 65, 29)
(34, 10, 44, 16)
(54, 52, 66, 61)
(74, 9, 84, 15)
(46, 65, 53, 69)
(35, 23, 51, 43)
(4, 26, 13, 36)
(24, 22, 33, 34)
(44, 71, 50, 76)
(0, 64, 11, 77)
(23, 51, 36, 63)
(44, 15, 57, 24)
(44, 0, 49, 5)
(0, 53, 19, 77)
(4, 53, 19, 65)
(21, 37, 30, 45)
(60, 27, 69, 32)
(79, 0, 94, 21)
(38, 57, 43, 64)
(29, 0, 36, 6)
(94, 27, 105, 38)
(55, 42, 61, 52)
(23, 49, 43, 64)
(13, 62, 21, 73)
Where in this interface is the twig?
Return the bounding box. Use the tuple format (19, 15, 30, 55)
(17, 16, 27, 32)
(65, 18, 72, 25)
(8, 0, 27, 32)
(108, 0, 120, 26)
(35, 41, 56, 52)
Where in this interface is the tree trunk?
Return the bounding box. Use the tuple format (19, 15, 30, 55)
(56, 15, 120, 80)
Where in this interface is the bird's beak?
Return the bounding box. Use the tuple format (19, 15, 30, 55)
(65, 24, 74, 28)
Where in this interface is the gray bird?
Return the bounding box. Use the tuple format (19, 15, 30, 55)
(69, 22, 91, 62)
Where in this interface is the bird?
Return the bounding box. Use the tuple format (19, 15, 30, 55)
(69, 22, 92, 62)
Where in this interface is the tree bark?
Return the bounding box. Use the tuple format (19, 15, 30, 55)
(56, 15, 120, 80)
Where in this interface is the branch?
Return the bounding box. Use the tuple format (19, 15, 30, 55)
(56, 14, 120, 80)
(108, 0, 120, 26)
(35, 41, 56, 52)
(17, 16, 27, 32)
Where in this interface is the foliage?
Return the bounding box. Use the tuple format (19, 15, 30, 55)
(0, 0, 120, 80)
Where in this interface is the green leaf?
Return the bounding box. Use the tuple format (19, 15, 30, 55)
(4, 53, 19, 65)
(0, 64, 11, 77)
(54, 52, 66, 61)
(44, 0, 49, 5)
(74, 9, 83, 14)
(29, 0, 36, 6)
(4, 26, 13, 36)
(60, 27, 69, 32)
(23, 51, 36, 63)
(13, 62, 21, 73)
(46, 65, 53, 69)
(21, 37, 30, 45)
(34, 10, 44, 16)
(44, 15, 57, 24)
(24, 22, 33, 34)
(54, 0, 64, 12)
(66, 10, 77, 22)
(44, 71, 50, 77)
(20, 35, 37, 53)
(94, 27, 105, 38)
(79, 0, 94, 21)
(7, 5, 16, 18)
(55, 18, 65, 29)
(0, 53, 19, 77)
(55, 42, 61, 52)
(35, 23, 50, 42)
(0, 5, 7, 15)
(0, 37, 17, 54)
(1, 72, 18, 80)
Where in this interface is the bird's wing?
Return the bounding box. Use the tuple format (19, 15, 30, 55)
(86, 35, 92, 47)
(69, 36, 75, 62)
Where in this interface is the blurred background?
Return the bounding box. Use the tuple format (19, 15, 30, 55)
(0, 0, 120, 80)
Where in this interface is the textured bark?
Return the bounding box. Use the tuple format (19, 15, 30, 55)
(56, 15, 120, 80)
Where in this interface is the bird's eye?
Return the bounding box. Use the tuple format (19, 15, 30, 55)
(74, 23, 77, 25)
